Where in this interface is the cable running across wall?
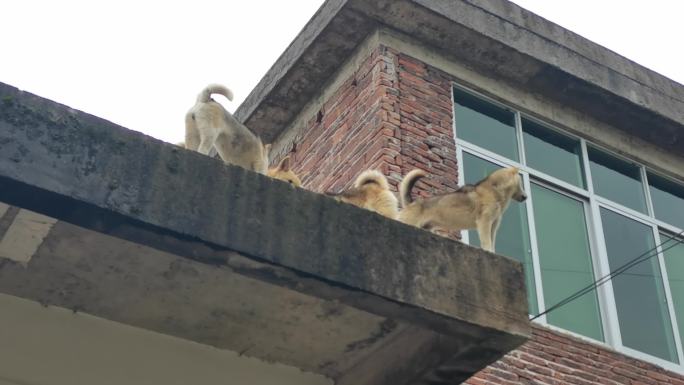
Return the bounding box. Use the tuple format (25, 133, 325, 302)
(530, 229, 684, 321)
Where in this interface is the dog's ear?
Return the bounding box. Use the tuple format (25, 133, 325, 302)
(508, 167, 519, 174)
(278, 156, 291, 171)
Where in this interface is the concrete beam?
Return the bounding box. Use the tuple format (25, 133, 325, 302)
(0, 83, 529, 384)
(235, 0, 376, 143)
(235, 0, 684, 155)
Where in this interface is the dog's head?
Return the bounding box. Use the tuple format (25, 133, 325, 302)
(509, 168, 528, 202)
(490, 167, 527, 202)
(267, 156, 302, 187)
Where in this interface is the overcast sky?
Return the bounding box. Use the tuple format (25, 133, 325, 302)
(1, 1, 681, 145)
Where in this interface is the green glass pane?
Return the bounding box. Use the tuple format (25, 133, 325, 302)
(588, 148, 647, 213)
(601, 208, 678, 362)
(663, 234, 684, 350)
(522, 119, 585, 188)
(531, 184, 603, 340)
(463, 152, 537, 314)
(453, 87, 518, 161)
(649, 173, 684, 229)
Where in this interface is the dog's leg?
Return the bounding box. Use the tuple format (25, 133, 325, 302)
(197, 133, 217, 155)
(476, 216, 495, 253)
(184, 113, 200, 151)
(185, 132, 200, 151)
(490, 216, 502, 253)
(213, 134, 236, 166)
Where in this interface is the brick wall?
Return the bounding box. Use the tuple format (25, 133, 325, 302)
(466, 324, 684, 385)
(273, 46, 393, 194)
(273, 45, 458, 198)
(274, 42, 684, 384)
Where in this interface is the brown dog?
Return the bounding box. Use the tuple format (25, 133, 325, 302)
(328, 170, 399, 219)
(399, 167, 527, 252)
(267, 156, 302, 187)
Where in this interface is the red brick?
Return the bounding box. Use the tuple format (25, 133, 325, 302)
(596, 377, 624, 385)
(564, 374, 599, 385)
(463, 378, 488, 385)
(646, 370, 672, 382)
(527, 364, 555, 377)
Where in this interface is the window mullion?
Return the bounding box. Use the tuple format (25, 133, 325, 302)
(456, 146, 470, 245)
(456, 139, 523, 169)
(595, 195, 658, 225)
(580, 139, 594, 195)
(642, 167, 656, 218)
(588, 198, 622, 347)
(524, 175, 546, 321)
(515, 111, 526, 166)
(583, 137, 620, 345)
(528, 171, 589, 200)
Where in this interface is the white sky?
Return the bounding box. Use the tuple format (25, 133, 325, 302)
(1, 1, 682, 145)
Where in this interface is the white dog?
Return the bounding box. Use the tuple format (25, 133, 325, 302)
(185, 84, 270, 174)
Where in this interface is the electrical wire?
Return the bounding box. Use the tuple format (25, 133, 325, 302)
(530, 229, 684, 321)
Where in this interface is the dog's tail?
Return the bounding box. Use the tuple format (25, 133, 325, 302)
(354, 170, 390, 190)
(400, 169, 427, 207)
(197, 84, 234, 103)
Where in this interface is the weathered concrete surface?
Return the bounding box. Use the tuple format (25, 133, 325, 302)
(235, 0, 684, 154)
(0, 218, 394, 381)
(0, 83, 529, 384)
(464, 0, 684, 102)
(0, 293, 331, 385)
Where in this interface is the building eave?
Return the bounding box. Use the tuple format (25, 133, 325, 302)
(236, 0, 684, 154)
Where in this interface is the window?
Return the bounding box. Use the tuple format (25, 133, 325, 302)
(522, 119, 585, 188)
(453, 87, 518, 161)
(601, 209, 677, 362)
(452, 84, 684, 371)
(531, 184, 602, 340)
(588, 147, 647, 213)
(650, 173, 684, 229)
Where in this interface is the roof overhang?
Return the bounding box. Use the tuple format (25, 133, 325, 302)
(0, 82, 530, 385)
(237, 0, 684, 154)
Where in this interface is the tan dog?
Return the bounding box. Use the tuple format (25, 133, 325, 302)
(399, 167, 527, 252)
(267, 156, 302, 187)
(185, 84, 271, 174)
(328, 170, 399, 219)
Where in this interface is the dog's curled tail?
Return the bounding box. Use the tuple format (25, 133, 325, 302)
(197, 84, 234, 103)
(354, 170, 390, 190)
(400, 169, 427, 207)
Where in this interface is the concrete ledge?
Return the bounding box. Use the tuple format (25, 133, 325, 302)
(0, 82, 529, 384)
(235, 0, 350, 130)
(464, 0, 684, 102)
(236, 0, 684, 155)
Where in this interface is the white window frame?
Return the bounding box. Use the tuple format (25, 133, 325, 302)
(451, 82, 684, 373)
